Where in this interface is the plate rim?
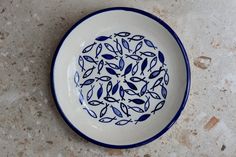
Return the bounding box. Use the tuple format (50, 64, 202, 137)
(50, 7, 191, 149)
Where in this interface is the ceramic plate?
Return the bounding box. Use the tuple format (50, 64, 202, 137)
(51, 7, 191, 148)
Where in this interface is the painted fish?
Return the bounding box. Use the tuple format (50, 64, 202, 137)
(164, 69, 169, 85)
(95, 76, 111, 82)
(105, 61, 120, 70)
(146, 90, 161, 99)
(104, 43, 117, 54)
(127, 105, 144, 113)
(128, 98, 145, 104)
(135, 114, 150, 124)
(151, 100, 165, 114)
(120, 102, 130, 117)
(144, 96, 151, 111)
(86, 85, 95, 101)
(95, 35, 112, 41)
(124, 79, 138, 90)
(100, 103, 109, 118)
(112, 80, 120, 95)
(140, 81, 148, 96)
(128, 35, 144, 42)
(106, 67, 120, 77)
(99, 116, 117, 123)
(106, 81, 113, 96)
(121, 63, 132, 77)
(78, 89, 84, 105)
(88, 100, 104, 106)
(95, 43, 102, 59)
(119, 56, 125, 71)
(124, 89, 139, 96)
(131, 61, 139, 75)
(140, 58, 148, 75)
(83, 107, 97, 118)
(82, 42, 96, 53)
(114, 38, 123, 55)
(158, 51, 166, 66)
(144, 39, 157, 49)
(161, 83, 167, 99)
(83, 66, 95, 78)
(130, 76, 146, 82)
(102, 54, 118, 60)
(140, 51, 156, 57)
(148, 56, 157, 72)
(78, 56, 85, 72)
(115, 119, 132, 126)
(74, 71, 80, 87)
(119, 86, 125, 100)
(97, 59, 104, 74)
(114, 32, 130, 37)
(80, 79, 94, 87)
(104, 96, 120, 103)
(83, 55, 98, 65)
(111, 105, 123, 118)
(149, 66, 163, 79)
(132, 41, 143, 54)
(97, 83, 103, 99)
(125, 54, 142, 61)
(151, 77, 163, 91)
(121, 38, 132, 52)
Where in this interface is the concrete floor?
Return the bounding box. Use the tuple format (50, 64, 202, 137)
(0, 0, 236, 156)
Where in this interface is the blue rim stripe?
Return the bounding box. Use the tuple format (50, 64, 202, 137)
(50, 7, 191, 149)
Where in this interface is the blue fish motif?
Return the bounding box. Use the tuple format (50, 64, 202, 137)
(127, 105, 144, 113)
(144, 39, 157, 49)
(100, 103, 109, 118)
(128, 35, 144, 42)
(112, 81, 120, 95)
(151, 77, 163, 91)
(115, 119, 132, 126)
(140, 81, 148, 96)
(88, 100, 104, 106)
(104, 96, 120, 103)
(114, 38, 123, 55)
(80, 79, 94, 87)
(104, 43, 117, 54)
(124, 79, 138, 90)
(161, 83, 167, 99)
(164, 69, 169, 85)
(99, 116, 117, 123)
(106, 81, 113, 96)
(106, 67, 120, 77)
(86, 85, 95, 101)
(132, 61, 139, 75)
(83, 108, 97, 118)
(97, 83, 103, 99)
(95, 43, 102, 59)
(95, 76, 111, 82)
(144, 96, 151, 111)
(149, 66, 163, 79)
(140, 51, 156, 57)
(102, 54, 118, 60)
(121, 63, 132, 77)
(125, 54, 142, 61)
(78, 56, 85, 72)
(114, 32, 131, 37)
(83, 66, 95, 78)
(97, 59, 104, 74)
(79, 89, 84, 105)
(83, 55, 98, 65)
(120, 102, 130, 117)
(105, 61, 120, 70)
(82, 42, 97, 53)
(95, 35, 112, 41)
(146, 90, 161, 99)
(130, 76, 146, 82)
(151, 100, 165, 114)
(148, 56, 157, 72)
(133, 41, 143, 54)
(74, 71, 80, 87)
(119, 86, 125, 100)
(141, 58, 148, 75)
(121, 38, 132, 52)
(128, 98, 145, 104)
(124, 89, 139, 96)
(111, 105, 123, 118)
(119, 56, 125, 71)
(158, 51, 166, 66)
(135, 114, 150, 124)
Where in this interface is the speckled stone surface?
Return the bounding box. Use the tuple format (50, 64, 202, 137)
(0, 0, 236, 156)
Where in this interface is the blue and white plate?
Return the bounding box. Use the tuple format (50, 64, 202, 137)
(51, 7, 191, 148)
